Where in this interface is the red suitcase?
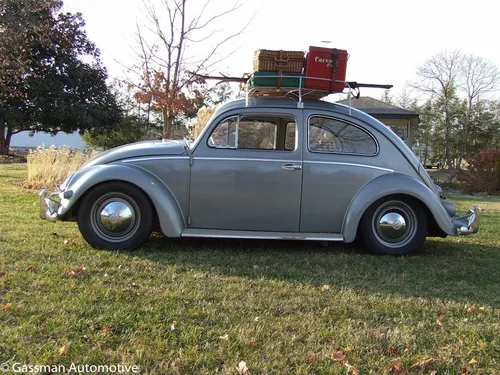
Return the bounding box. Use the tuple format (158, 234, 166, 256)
(304, 46, 348, 92)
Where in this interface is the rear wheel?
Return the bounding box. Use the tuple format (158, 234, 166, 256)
(360, 197, 427, 255)
(77, 182, 153, 250)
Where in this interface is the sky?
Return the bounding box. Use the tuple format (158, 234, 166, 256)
(61, 0, 500, 101)
(12, 0, 500, 147)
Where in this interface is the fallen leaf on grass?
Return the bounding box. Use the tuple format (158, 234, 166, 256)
(331, 349, 346, 363)
(345, 363, 359, 375)
(26, 264, 36, 271)
(389, 357, 408, 374)
(469, 359, 478, 366)
(41, 322, 49, 328)
(237, 361, 249, 375)
(0, 303, 12, 311)
(321, 284, 331, 291)
(308, 354, 318, 362)
(465, 305, 476, 314)
(170, 320, 177, 331)
(63, 239, 75, 246)
(59, 345, 68, 356)
(460, 367, 468, 373)
(63, 265, 86, 279)
(389, 347, 399, 355)
(436, 314, 446, 326)
(192, 311, 199, 317)
(101, 326, 113, 336)
(245, 341, 257, 348)
(218, 334, 229, 341)
(412, 358, 434, 370)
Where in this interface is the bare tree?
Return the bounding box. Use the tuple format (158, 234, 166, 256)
(458, 54, 500, 166)
(128, 0, 250, 139)
(413, 50, 463, 168)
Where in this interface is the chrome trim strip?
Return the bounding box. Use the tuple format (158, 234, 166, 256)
(304, 160, 393, 172)
(122, 156, 189, 163)
(182, 229, 343, 241)
(195, 157, 302, 163)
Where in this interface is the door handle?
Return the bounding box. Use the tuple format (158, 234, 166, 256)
(282, 163, 302, 171)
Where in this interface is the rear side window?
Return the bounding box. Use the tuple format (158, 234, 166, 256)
(309, 116, 377, 155)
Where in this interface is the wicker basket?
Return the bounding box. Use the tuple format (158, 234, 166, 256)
(253, 50, 305, 73)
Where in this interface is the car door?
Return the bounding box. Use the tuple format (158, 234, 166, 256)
(300, 111, 390, 233)
(189, 109, 303, 232)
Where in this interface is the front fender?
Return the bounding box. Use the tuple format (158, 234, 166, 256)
(341, 173, 455, 243)
(62, 164, 185, 237)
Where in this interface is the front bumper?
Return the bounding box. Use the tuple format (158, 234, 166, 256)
(39, 189, 73, 222)
(453, 206, 481, 235)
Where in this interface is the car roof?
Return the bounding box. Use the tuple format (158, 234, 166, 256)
(214, 98, 380, 127)
(217, 97, 344, 112)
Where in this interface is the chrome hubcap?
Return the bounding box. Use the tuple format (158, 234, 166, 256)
(90, 193, 140, 243)
(372, 201, 417, 248)
(100, 201, 134, 233)
(379, 212, 407, 240)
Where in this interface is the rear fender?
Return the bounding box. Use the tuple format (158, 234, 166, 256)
(64, 164, 185, 237)
(341, 173, 455, 242)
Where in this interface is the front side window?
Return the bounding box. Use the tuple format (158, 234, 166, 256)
(309, 116, 377, 155)
(208, 115, 296, 151)
(238, 118, 276, 150)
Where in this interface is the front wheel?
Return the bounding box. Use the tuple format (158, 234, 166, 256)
(359, 197, 427, 255)
(77, 182, 154, 250)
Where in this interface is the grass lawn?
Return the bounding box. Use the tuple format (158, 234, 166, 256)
(1, 163, 499, 374)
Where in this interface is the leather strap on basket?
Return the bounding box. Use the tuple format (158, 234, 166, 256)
(330, 50, 339, 92)
(277, 50, 283, 89)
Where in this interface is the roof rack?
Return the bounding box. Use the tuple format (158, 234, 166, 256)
(188, 71, 392, 113)
(244, 74, 392, 112)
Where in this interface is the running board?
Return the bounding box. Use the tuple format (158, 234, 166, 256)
(181, 229, 344, 241)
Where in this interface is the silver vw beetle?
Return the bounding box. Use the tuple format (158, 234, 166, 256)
(39, 98, 480, 255)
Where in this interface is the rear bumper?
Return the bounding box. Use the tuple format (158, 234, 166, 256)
(39, 189, 73, 222)
(452, 206, 481, 235)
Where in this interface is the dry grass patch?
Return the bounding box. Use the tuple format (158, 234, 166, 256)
(26, 146, 99, 189)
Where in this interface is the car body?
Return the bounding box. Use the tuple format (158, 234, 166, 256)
(39, 98, 481, 255)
